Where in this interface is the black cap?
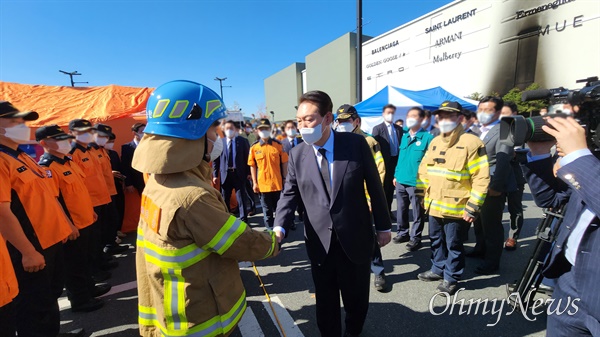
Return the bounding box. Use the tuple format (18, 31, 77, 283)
(0, 101, 39, 121)
(35, 124, 75, 142)
(432, 101, 463, 115)
(257, 118, 271, 129)
(95, 123, 114, 137)
(336, 104, 358, 120)
(109, 133, 116, 141)
(68, 119, 96, 132)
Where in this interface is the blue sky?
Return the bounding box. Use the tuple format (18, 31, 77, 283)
(0, 0, 452, 117)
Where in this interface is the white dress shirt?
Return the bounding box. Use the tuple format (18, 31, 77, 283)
(479, 119, 500, 140)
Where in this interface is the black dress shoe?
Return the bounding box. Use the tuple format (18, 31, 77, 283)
(436, 280, 459, 296)
(465, 249, 485, 258)
(418, 270, 443, 282)
(104, 244, 129, 255)
(58, 328, 85, 337)
(92, 270, 111, 283)
(99, 259, 119, 271)
(406, 240, 422, 251)
(474, 264, 499, 275)
(374, 274, 387, 292)
(392, 235, 410, 244)
(93, 283, 112, 297)
(71, 298, 104, 313)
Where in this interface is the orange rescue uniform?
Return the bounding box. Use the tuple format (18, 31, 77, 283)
(39, 153, 95, 230)
(0, 146, 72, 249)
(89, 145, 117, 196)
(70, 143, 111, 207)
(248, 139, 288, 192)
(0, 234, 18, 307)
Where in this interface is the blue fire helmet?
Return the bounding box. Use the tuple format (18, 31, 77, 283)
(144, 80, 227, 140)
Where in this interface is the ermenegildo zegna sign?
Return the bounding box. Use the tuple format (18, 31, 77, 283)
(360, 0, 599, 101)
(516, 0, 576, 20)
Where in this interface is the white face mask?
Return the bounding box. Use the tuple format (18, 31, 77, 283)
(2, 124, 31, 144)
(55, 140, 72, 155)
(95, 135, 109, 146)
(421, 118, 429, 128)
(76, 132, 94, 144)
(104, 143, 114, 151)
(336, 122, 354, 133)
(245, 127, 253, 134)
(405, 118, 419, 129)
(383, 114, 393, 123)
(438, 120, 458, 133)
(477, 112, 495, 126)
(300, 119, 325, 145)
(258, 130, 271, 139)
(562, 109, 572, 115)
(208, 137, 223, 162)
(286, 129, 297, 137)
(224, 129, 236, 139)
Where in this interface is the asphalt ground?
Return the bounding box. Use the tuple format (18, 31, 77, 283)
(59, 186, 550, 337)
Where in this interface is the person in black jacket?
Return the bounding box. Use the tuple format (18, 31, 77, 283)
(105, 134, 126, 234)
(274, 91, 391, 337)
(121, 123, 146, 195)
(371, 104, 403, 220)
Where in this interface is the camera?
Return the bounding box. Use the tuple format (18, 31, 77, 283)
(499, 76, 600, 151)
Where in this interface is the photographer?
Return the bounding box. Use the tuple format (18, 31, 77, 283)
(522, 116, 600, 336)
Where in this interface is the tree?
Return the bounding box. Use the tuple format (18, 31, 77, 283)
(502, 83, 549, 116)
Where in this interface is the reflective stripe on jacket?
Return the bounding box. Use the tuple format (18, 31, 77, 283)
(417, 124, 490, 219)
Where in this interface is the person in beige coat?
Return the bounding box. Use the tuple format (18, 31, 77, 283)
(132, 80, 279, 337)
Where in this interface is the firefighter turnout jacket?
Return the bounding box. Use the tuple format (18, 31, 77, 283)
(417, 124, 490, 219)
(133, 135, 279, 337)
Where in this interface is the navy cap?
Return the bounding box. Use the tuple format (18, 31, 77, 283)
(35, 124, 75, 141)
(0, 101, 39, 121)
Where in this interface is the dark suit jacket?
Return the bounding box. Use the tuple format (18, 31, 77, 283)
(121, 141, 145, 193)
(274, 131, 391, 265)
(212, 136, 250, 184)
(481, 123, 516, 193)
(523, 154, 600, 320)
(372, 122, 403, 165)
(282, 137, 304, 154)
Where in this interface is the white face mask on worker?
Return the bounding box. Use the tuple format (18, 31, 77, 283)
(1, 124, 31, 143)
(438, 120, 458, 133)
(55, 140, 73, 155)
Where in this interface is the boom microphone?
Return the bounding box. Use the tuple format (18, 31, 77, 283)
(521, 89, 552, 102)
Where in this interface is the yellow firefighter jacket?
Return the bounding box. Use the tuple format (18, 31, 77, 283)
(355, 128, 386, 184)
(133, 135, 278, 337)
(416, 124, 490, 219)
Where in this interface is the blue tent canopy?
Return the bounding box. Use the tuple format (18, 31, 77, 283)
(354, 86, 478, 118)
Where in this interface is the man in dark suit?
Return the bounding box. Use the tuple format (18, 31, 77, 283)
(120, 123, 146, 195)
(372, 104, 403, 219)
(282, 120, 304, 226)
(274, 90, 392, 337)
(522, 116, 599, 336)
(105, 134, 126, 232)
(212, 120, 251, 222)
(468, 96, 516, 274)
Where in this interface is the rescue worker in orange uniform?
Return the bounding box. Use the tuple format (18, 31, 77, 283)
(248, 118, 288, 230)
(37, 124, 111, 312)
(91, 123, 128, 255)
(68, 119, 116, 280)
(0, 101, 83, 337)
(132, 80, 279, 337)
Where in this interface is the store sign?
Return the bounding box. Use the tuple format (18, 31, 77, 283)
(372, 40, 399, 55)
(434, 31, 463, 47)
(425, 8, 477, 34)
(516, 0, 576, 20)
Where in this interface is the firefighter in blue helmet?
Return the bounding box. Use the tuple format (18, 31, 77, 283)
(132, 80, 279, 337)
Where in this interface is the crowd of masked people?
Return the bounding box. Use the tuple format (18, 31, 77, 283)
(0, 100, 147, 336)
(1, 89, 598, 337)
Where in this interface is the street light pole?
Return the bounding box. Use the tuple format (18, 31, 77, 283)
(214, 77, 232, 100)
(59, 70, 88, 87)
